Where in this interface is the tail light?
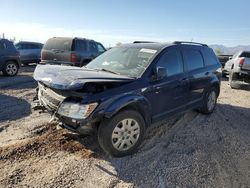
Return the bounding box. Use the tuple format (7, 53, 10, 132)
(239, 57, 245, 66)
(70, 53, 77, 63)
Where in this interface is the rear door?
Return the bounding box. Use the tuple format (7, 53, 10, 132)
(42, 38, 72, 64)
(146, 47, 190, 122)
(181, 46, 209, 105)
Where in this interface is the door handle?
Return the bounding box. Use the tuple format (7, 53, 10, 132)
(177, 78, 188, 86)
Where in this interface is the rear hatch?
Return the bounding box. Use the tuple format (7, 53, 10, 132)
(41, 38, 74, 65)
(240, 52, 250, 70)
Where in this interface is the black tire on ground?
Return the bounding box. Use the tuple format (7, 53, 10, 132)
(98, 110, 146, 157)
(199, 87, 218, 114)
(2, 61, 19, 76)
(229, 71, 241, 89)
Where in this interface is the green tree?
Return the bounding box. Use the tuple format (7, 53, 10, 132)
(215, 48, 222, 55)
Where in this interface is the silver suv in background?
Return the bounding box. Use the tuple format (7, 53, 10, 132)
(41, 37, 106, 67)
(224, 51, 250, 88)
(15, 41, 43, 65)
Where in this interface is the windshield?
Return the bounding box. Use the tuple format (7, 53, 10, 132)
(86, 47, 158, 77)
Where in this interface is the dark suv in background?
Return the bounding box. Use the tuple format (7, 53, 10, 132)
(0, 39, 20, 76)
(41, 37, 106, 67)
(15, 41, 43, 65)
(34, 41, 221, 157)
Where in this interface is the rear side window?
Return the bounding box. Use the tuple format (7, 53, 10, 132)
(74, 40, 87, 51)
(44, 38, 72, 51)
(182, 49, 204, 71)
(89, 41, 98, 53)
(203, 48, 219, 66)
(156, 49, 184, 76)
(239, 52, 250, 58)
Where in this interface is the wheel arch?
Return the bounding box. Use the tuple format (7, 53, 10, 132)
(104, 95, 152, 127)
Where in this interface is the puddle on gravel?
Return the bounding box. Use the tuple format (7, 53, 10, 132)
(0, 123, 98, 161)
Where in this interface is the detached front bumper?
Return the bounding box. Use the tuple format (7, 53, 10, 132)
(56, 115, 101, 135)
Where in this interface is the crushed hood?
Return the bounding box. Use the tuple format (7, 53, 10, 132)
(33, 65, 134, 90)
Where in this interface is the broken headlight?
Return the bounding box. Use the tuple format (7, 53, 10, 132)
(57, 102, 98, 119)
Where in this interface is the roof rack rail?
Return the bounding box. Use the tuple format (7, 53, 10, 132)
(133, 41, 156, 44)
(173, 41, 208, 47)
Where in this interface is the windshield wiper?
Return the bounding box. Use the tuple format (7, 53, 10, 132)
(96, 68, 121, 75)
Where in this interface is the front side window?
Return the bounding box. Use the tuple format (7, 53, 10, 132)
(182, 49, 204, 71)
(156, 49, 184, 77)
(97, 43, 105, 53)
(89, 41, 98, 53)
(15, 43, 23, 50)
(86, 47, 158, 78)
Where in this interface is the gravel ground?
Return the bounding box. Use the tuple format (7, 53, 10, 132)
(0, 66, 249, 188)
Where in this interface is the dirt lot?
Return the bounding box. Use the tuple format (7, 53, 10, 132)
(0, 66, 249, 188)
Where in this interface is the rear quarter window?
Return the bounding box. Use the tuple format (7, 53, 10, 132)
(203, 48, 219, 66)
(182, 48, 204, 71)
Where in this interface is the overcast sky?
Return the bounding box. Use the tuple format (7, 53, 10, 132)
(0, 0, 249, 47)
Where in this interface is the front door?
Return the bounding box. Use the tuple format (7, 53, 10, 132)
(144, 47, 190, 122)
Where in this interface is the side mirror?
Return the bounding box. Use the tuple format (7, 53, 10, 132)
(229, 57, 232, 60)
(153, 66, 167, 81)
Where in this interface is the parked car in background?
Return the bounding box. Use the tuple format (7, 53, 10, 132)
(15, 41, 43, 65)
(33, 41, 221, 157)
(0, 39, 20, 76)
(217, 54, 232, 77)
(224, 51, 250, 88)
(41, 37, 106, 67)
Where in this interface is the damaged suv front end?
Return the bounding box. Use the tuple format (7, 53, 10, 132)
(33, 61, 136, 134)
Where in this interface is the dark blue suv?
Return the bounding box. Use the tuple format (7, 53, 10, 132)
(34, 41, 221, 157)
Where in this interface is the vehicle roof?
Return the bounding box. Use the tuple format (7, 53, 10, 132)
(121, 42, 209, 52)
(50, 37, 96, 42)
(16, 41, 43, 45)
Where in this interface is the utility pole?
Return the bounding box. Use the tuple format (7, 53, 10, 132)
(2, 33, 5, 39)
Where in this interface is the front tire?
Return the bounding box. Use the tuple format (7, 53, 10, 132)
(199, 87, 218, 114)
(2, 61, 19, 76)
(98, 110, 145, 157)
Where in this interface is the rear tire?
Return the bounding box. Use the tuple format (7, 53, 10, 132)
(199, 87, 218, 114)
(222, 70, 227, 78)
(229, 71, 241, 89)
(2, 61, 19, 76)
(98, 110, 145, 157)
